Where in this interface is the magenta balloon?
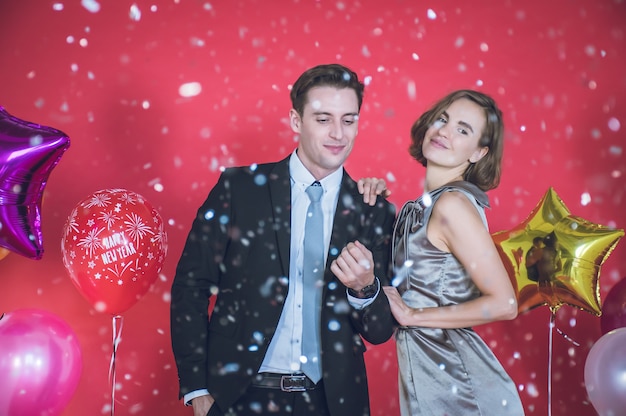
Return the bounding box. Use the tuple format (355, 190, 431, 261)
(0, 106, 70, 259)
(584, 328, 626, 415)
(0, 309, 82, 416)
(601, 277, 626, 335)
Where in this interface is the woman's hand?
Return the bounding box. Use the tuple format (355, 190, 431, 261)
(383, 286, 416, 326)
(357, 177, 391, 206)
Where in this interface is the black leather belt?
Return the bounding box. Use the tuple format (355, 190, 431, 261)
(252, 373, 320, 392)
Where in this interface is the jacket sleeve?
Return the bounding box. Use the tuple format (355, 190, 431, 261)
(350, 197, 397, 345)
(170, 170, 233, 398)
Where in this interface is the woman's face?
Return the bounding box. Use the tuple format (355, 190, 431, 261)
(422, 97, 489, 171)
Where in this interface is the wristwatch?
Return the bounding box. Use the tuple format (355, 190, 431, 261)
(348, 278, 379, 299)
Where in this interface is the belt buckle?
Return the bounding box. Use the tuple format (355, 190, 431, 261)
(280, 374, 307, 392)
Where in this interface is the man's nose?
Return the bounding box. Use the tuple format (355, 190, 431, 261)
(329, 120, 344, 140)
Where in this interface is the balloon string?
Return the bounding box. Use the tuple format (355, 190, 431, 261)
(108, 315, 124, 416)
(548, 312, 554, 416)
(555, 325, 581, 346)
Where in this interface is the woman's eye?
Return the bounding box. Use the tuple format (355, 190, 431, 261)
(433, 118, 446, 129)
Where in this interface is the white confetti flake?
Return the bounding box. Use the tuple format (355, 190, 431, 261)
(178, 82, 202, 98)
(190, 37, 205, 47)
(52, 3, 64, 11)
(580, 192, 591, 206)
(81, 0, 101, 13)
(608, 117, 620, 132)
(129, 3, 141, 21)
(407, 80, 416, 100)
(526, 383, 539, 398)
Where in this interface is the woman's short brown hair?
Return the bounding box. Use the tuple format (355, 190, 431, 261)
(409, 89, 504, 191)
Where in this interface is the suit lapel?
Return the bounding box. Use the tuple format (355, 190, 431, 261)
(326, 170, 358, 273)
(268, 157, 292, 277)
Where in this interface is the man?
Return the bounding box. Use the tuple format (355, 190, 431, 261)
(170, 63, 396, 416)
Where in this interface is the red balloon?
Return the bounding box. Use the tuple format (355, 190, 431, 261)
(600, 277, 626, 335)
(0, 309, 82, 416)
(61, 189, 168, 315)
(584, 328, 626, 415)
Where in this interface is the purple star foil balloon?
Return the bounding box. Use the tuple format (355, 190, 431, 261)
(0, 106, 70, 259)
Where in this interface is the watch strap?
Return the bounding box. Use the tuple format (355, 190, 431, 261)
(347, 277, 379, 299)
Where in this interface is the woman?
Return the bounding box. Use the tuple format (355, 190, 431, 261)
(352, 90, 525, 415)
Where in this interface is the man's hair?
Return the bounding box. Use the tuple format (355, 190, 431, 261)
(290, 64, 364, 116)
(408, 89, 505, 191)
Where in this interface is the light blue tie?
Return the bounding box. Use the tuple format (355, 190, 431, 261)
(302, 181, 324, 383)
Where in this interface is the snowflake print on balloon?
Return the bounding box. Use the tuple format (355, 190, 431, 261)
(61, 189, 168, 315)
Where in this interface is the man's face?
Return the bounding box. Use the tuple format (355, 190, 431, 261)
(290, 86, 359, 180)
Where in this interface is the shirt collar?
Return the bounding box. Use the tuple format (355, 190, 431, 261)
(289, 150, 343, 190)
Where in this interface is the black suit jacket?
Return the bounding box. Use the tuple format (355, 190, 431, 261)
(170, 156, 396, 416)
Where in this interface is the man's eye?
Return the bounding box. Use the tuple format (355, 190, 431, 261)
(317, 118, 329, 123)
(343, 119, 355, 125)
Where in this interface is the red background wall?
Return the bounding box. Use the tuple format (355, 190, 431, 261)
(1, 1, 625, 415)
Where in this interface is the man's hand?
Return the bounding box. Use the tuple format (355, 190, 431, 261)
(357, 177, 391, 206)
(192, 394, 215, 416)
(330, 240, 376, 291)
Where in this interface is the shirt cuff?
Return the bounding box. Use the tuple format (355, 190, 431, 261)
(347, 277, 379, 310)
(184, 389, 210, 406)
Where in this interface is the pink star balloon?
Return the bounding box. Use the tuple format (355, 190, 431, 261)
(0, 106, 70, 259)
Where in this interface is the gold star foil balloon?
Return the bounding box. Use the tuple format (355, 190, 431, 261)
(492, 188, 624, 315)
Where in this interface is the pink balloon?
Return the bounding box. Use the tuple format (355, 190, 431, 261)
(601, 277, 626, 335)
(0, 309, 82, 416)
(584, 328, 626, 415)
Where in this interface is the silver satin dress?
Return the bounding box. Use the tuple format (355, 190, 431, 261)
(392, 182, 525, 416)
